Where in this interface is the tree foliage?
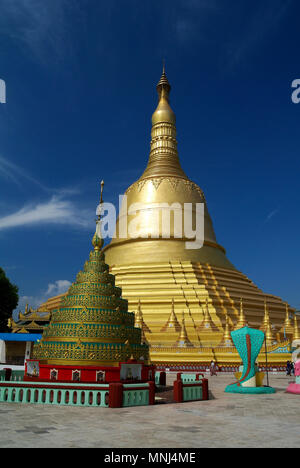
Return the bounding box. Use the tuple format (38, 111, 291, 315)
(0, 267, 19, 332)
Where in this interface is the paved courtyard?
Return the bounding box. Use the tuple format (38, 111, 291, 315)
(0, 373, 299, 448)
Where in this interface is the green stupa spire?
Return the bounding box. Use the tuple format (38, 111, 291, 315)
(33, 181, 150, 366)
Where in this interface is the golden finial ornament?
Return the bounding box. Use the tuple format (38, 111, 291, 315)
(92, 180, 105, 251)
(135, 299, 143, 328)
(135, 299, 151, 333)
(198, 298, 219, 333)
(265, 321, 275, 346)
(235, 298, 247, 330)
(260, 298, 269, 332)
(293, 315, 300, 341)
(177, 311, 193, 348)
(279, 303, 294, 338)
(151, 62, 176, 128)
(161, 298, 181, 332)
(156, 61, 171, 96)
(220, 315, 234, 347)
(263, 302, 275, 346)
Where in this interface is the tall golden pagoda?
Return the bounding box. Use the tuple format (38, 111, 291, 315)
(35, 67, 293, 369)
(101, 66, 292, 367)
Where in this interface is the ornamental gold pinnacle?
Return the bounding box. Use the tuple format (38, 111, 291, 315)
(92, 179, 105, 251)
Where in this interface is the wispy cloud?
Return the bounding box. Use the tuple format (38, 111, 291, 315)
(0, 154, 92, 232)
(0, 194, 92, 231)
(225, 0, 293, 70)
(0, 155, 83, 197)
(0, 0, 81, 65)
(264, 207, 280, 224)
(45, 280, 72, 297)
(16, 279, 72, 312)
(0, 155, 50, 191)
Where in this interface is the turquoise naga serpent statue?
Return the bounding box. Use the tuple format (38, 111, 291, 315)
(225, 327, 275, 394)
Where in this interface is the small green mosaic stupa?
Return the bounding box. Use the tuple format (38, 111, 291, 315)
(32, 182, 150, 370)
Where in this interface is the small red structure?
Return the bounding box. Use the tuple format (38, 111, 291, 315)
(25, 359, 155, 385)
(173, 375, 209, 403)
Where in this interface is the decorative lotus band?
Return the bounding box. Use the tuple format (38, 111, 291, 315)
(97, 195, 205, 250)
(51, 308, 135, 326)
(42, 322, 142, 342)
(33, 340, 149, 364)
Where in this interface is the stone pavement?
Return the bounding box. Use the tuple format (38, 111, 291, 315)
(0, 373, 299, 448)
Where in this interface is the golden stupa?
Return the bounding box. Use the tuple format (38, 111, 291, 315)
(102, 66, 294, 366)
(25, 66, 296, 368)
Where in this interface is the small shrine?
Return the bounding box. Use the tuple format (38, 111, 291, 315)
(25, 181, 155, 385)
(8, 304, 51, 334)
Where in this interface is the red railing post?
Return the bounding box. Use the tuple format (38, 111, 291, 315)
(202, 378, 209, 400)
(108, 382, 123, 408)
(4, 368, 12, 381)
(173, 379, 183, 403)
(159, 371, 166, 386)
(148, 381, 155, 405)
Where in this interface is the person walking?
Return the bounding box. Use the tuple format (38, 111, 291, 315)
(210, 360, 218, 376)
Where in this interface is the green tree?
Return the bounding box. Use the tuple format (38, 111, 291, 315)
(0, 267, 19, 332)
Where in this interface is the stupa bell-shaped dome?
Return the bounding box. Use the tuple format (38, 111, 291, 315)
(104, 67, 234, 269)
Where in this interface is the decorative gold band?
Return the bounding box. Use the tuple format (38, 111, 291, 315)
(103, 238, 226, 254)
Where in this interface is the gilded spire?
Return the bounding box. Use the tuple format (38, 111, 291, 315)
(265, 320, 275, 346)
(262, 303, 275, 346)
(135, 299, 143, 328)
(260, 298, 275, 345)
(235, 298, 247, 330)
(135, 301, 150, 344)
(153, 63, 174, 125)
(220, 315, 234, 347)
(140, 65, 188, 180)
(176, 311, 193, 347)
(156, 62, 171, 99)
(198, 298, 219, 333)
(260, 298, 269, 332)
(92, 180, 105, 251)
(161, 298, 181, 332)
(279, 303, 294, 338)
(135, 299, 151, 333)
(293, 314, 300, 341)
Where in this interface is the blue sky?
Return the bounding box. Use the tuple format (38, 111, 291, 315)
(0, 0, 299, 312)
